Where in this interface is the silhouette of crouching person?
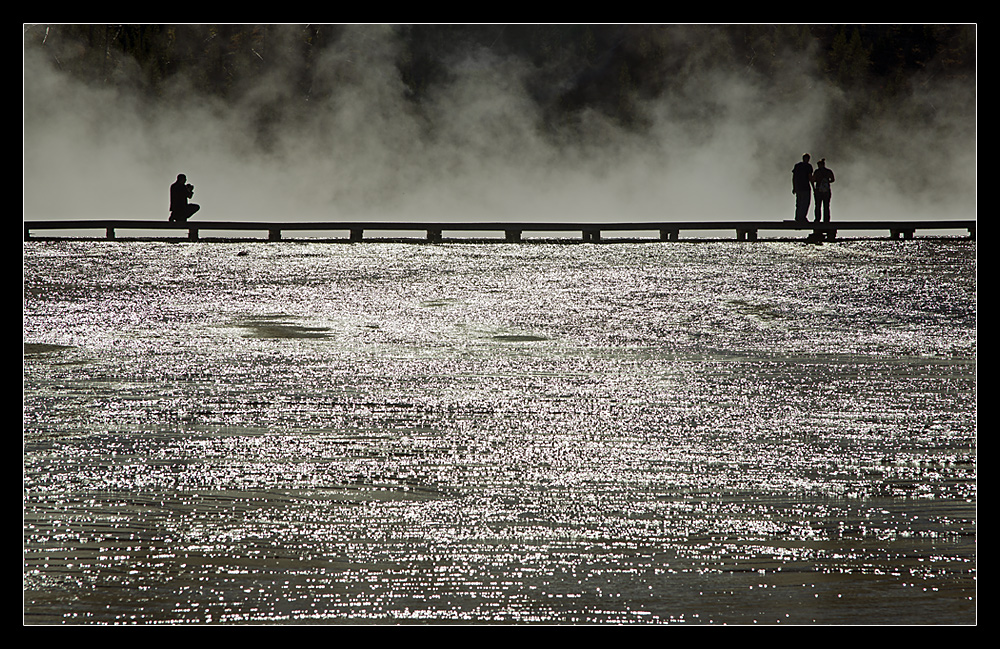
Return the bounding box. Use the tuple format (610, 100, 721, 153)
(169, 173, 200, 222)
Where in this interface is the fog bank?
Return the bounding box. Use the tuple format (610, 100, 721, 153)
(23, 25, 976, 224)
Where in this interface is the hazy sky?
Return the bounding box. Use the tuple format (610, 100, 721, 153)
(22, 25, 977, 224)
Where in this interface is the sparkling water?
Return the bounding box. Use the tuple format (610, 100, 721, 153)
(23, 237, 976, 624)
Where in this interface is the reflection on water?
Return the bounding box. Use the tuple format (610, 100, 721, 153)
(23, 239, 976, 624)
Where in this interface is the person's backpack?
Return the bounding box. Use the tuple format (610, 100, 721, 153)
(815, 172, 831, 193)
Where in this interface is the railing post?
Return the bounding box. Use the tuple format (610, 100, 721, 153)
(269, 229, 281, 241)
(188, 228, 199, 241)
(350, 228, 363, 242)
(428, 229, 442, 242)
(505, 229, 521, 243)
(660, 229, 679, 241)
(106, 227, 116, 240)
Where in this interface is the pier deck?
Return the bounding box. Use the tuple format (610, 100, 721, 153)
(24, 219, 976, 242)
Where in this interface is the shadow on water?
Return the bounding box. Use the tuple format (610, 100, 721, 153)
(24, 342, 75, 355)
(232, 315, 333, 339)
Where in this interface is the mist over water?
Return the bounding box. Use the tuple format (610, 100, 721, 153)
(23, 24, 976, 225)
(23, 25, 977, 625)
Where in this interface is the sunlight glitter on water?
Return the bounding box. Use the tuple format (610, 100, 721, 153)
(24, 239, 975, 624)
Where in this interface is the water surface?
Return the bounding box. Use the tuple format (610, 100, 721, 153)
(23, 238, 976, 624)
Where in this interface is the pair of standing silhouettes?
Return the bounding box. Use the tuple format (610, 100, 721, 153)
(168, 174, 200, 222)
(792, 154, 835, 223)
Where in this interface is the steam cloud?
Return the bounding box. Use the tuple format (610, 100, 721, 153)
(23, 25, 976, 225)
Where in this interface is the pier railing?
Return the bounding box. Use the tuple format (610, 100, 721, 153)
(23, 219, 976, 242)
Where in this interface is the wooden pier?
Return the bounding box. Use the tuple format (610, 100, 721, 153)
(23, 219, 976, 243)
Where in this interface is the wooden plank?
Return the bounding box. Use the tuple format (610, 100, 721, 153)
(23, 219, 977, 241)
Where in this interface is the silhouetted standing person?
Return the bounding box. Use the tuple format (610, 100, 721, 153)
(791, 154, 813, 222)
(811, 159, 835, 222)
(169, 174, 200, 222)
